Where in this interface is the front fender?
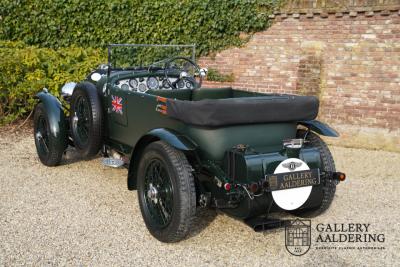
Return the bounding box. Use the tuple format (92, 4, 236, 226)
(35, 89, 67, 149)
(298, 120, 339, 137)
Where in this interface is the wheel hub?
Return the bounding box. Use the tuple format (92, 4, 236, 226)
(147, 183, 159, 204)
(35, 132, 42, 140)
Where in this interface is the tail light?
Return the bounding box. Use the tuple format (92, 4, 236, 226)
(224, 183, 232, 191)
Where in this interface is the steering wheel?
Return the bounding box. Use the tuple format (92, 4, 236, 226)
(164, 56, 203, 89)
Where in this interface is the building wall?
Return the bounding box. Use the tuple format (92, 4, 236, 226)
(199, 4, 400, 151)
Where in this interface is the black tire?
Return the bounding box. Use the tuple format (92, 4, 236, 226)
(137, 141, 196, 243)
(33, 103, 65, 166)
(69, 82, 103, 158)
(293, 130, 336, 217)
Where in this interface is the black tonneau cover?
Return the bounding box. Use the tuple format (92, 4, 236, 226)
(165, 95, 319, 127)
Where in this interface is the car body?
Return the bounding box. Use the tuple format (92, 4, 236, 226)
(33, 44, 346, 242)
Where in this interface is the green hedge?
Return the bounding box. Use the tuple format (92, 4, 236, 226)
(0, 41, 105, 124)
(207, 68, 235, 82)
(0, 0, 280, 55)
(0, 1, 282, 124)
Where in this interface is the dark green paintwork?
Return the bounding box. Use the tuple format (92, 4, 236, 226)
(37, 63, 340, 220)
(98, 70, 299, 163)
(186, 123, 296, 161)
(207, 146, 323, 218)
(146, 128, 197, 151)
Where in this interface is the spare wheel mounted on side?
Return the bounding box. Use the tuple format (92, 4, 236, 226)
(69, 82, 103, 158)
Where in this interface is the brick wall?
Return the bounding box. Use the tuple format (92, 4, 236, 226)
(199, 3, 400, 151)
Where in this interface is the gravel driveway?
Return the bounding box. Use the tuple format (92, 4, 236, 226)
(1, 129, 399, 266)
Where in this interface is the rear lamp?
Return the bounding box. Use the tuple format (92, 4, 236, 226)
(224, 183, 231, 191)
(333, 172, 346, 182)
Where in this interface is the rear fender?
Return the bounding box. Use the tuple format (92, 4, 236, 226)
(146, 128, 198, 151)
(35, 89, 68, 149)
(298, 120, 339, 137)
(127, 128, 198, 190)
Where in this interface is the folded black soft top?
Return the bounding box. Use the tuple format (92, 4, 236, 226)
(165, 95, 319, 127)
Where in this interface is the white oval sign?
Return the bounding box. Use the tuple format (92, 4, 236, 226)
(271, 158, 312, 210)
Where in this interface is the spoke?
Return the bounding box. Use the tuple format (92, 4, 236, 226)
(152, 163, 159, 185)
(39, 137, 49, 153)
(147, 192, 164, 224)
(75, 96, 90, 144)
(144, 170, 150, 188)
(147, 200, 157, 219)
(149, 164, 156, 184)
(144, 159, 173, 227)
(83, 103, 89, 119)
(81, 125, 88, 138)
(77, 124, 83, 139)
(156, 165, 165, 186)
(161, 189, 173, 214)
(78, 98, 83, 115)
(158, 200, 170, 222)
(37, 116, 50, 154)
(156, 200, 167, 224)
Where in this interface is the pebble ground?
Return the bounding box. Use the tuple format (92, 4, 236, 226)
(1, 129, 399, 266)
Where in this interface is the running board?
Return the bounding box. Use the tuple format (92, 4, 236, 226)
(102, 158, 124, 168)
(244, 217, 289, 232)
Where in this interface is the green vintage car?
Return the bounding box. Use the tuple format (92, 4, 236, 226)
(33, 44, 346, 242)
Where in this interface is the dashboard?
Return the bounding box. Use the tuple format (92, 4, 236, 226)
(115, 76, 195, 93)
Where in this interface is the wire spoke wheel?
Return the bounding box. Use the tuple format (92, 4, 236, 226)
(143, 159, 174, 228)
(137, 141, 196, 243)
(69, 82, 103, 158)
(33, 103, 65, 166)
(73, 95, 90, 146)
(35, 115, 50, 155)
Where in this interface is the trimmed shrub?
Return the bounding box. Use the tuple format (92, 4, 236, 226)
(0, 41, 106, 124)
(0, 1, 283, 124)
(207, 68, 235, 82)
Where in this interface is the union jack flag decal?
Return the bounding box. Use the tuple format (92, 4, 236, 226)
(111, 95, 123, 114)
